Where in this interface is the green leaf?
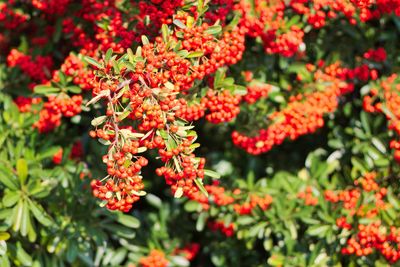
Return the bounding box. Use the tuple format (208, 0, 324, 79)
(186, 51, 204, 58)
(58, 71, 67, 85)
(194, 178, 208, 197)
(0, 241, 7, 257)
(170, 256, 190, 267)
(66, 86, 82, 94)
(141, 35, 149, 45)
(307, 225, 330, 237)
(105, 48, 113, 64)
(66, 241, 78, 263)
(371, 137, 386, 153)
(360, 112, 371, 135)
(117, 110, 131, 121)
(33, 85, 60, 95)
(233, 85, 248, 95)
(145, 194, 162, 209)
(85, 56, 103, 69)
(91, 116, 107, 127)
(12, 200, 24, 232)
(196, 212, 207, 231)
(176, 50, 189, 58)
(0, 167, 18, 190)
(16, 159, 28, 185)
(173, 19, 187, 29)
(16, 242, 32, 266)
(204, 169, 221, 179)
(3, 191, 20, 207)
(115, 213, 140, 228)
(204, 25, 222, 35)
(20, 203, 30, 237)
(28, 200, 54, 227)
(184, 201, 202, 212)
(0, 233, 10, 241)
(161, 24, 169, 42)
(174, 187, 184, 198)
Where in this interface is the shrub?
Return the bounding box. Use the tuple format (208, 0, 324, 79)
(0, 0, 400, 266)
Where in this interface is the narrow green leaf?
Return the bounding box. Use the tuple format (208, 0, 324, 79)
(184, 201, 201, 212)
(66, 86, 82, 94)
(174, 187, 184, 198)
(85, 56, 103, 69)
(91, 116, 107, 127)
(105, 48, 113, 64)
(307, 225, 330, 237)
(194, 178, 208, 197)
(58, 72, 67, 85)
(204, 169, 221, 179)
(161, 24, 169, 42)
(20, 203, 30, 237)
(0, 167, 18, 190)
(186, 51, 204, 58)
(372, 137, 387, 153)
(116, 213, 140, 228)
(145, 194, 162, 209)
(141, 35, 149, 45)
(117, 110, 131, 121)
(33, 85, 60, 95)
(28, 200, 54, 227)
(16, 242, 32, 266)
(204, 25, 222, 35)
(12, 201, 24, 232)
(173, 19, 187, 29)
(16, 159, 28, 185)
(127, 48, 135, 62)
(196, 212, 207, 231)
(3, 191, 19, 207)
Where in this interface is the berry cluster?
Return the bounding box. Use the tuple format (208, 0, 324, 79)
(0, 3, 28, 30)
(32, 94, 82, 133)
(243, 83, 271, 104)
(138, 250, 169, 267)
(30, 0, 70, 15)
(232, 64, 352, 154)
(297, 186, 319, 206)
(207, 220, 235, 237)
(233, 194, 273, 215)
(321, 172, 399, 262)
(363, 74, 400, 163)
(342, 222, 400, 263)
(363, 47, 387, 62)
(14, 96, 41, 113)
(174, 243, 200, 261)
(59, 53, 95, 91)
(187, 181, 272, 217)
(202, 89, 242, 123)
(7, 49, 53, 84)
(86, 16, 247, 211)
(52, 148, 63, 164)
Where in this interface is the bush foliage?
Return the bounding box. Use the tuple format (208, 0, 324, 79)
(1, 0, 400, 266)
